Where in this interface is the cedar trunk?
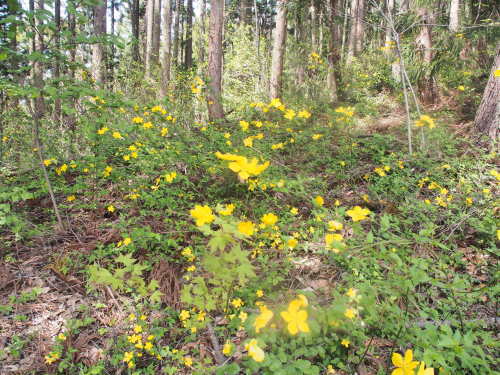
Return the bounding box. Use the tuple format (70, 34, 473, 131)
(270, 0, 288, 99)
(92, 0, 107, 84)
(207, 0, 224, 120)
(474, 49, 499, 142)
(160, 0, 173, 96)
(185, 0, 193, 68)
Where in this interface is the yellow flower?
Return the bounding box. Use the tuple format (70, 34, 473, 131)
(66, 195, 76, 202)
(143, 121, 153, 129)
(107, 205, 115, 212)
(223, 342, 233, 356)
(325, 233, 343, 247)
(290, 207, 298, 215)
(123, 351, 134, 363)
(112, 131, 123, 139)
(261, 213, 278, 226)
(416, 362, 434, 375)
(280, 301, 309, 335)
(239, 120, 250, 131)
(245, 339, 265, 362)
(238, 221, 255, 236)
(312, 134, 323, 140)
(256, 290, 264, 298)
(215, 152, 270, 181)
(97, 126, 109, 135)
(287, 238, 298, 249)
(190, 204, 215, 226)
(183, 356, 193, 367)
(179, 310, 190, 321)
(218, 204, 235, 216)
(314, 196, 324, 207)
(457, 85, 465, 91)
(346, 288, 358, 299)
(129, 313, 136, 321)
(344, 308, 356, 319)
(132, 116, 143, 124)
(415, 115, 435, 129)
(239, 311, 248, 322)
(231, 298, 244, 308)
(122, 237, 132, 246)
(254, 305, 274, 333)
(328, 221, 343, 231)
(133, 324, 142, 333)
(284, 109, 296, 120)
(490, 169, 500, 181)
(57, 333, 66, 341)
(346, 206, 371, 222)
(465, 197, 473, 206)
(44, 352, 60, 364)
(144, 341, 153, 351)
(341, 339, 350, 348)
(298, 110, 311, 119)
(391, 349, 419, 375)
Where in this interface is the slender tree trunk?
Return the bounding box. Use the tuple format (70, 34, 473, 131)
(384, 0, 394, 53)
(173, 0, 181, 66)
(416, 7, 436, 103)
(92, 0, 107, 85)
(145, 0, 155, 78)
(270, 0, 288, 99)
(153, 0, 161, 64)
(474, 48, 499, 143)
(131, 0, 140, 63)
(327, 0, 339, 103)
(449, 0, 460, 32)
(354, 0, 365, 54)
(347, 0, 358, 59)
(160, 0, 173, 96)
(54, 0, 61, 125)
(240, 0, 252, 24)
(311, 0, 317, 51)
(296, 10, 305, 87)
(207, 0, 224, 120)
(184, 0, 193, 68)
(199, 0, 207, 63)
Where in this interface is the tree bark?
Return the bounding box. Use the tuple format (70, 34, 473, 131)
(474, 48, 499, 143)
(184, 0, 193, 68)
(270, 0, 288, 99)
(145, 0, 155, 78)
(54, 0, 61, 124)
(327, 0, 339, 103)
(310, 0, 317, 51)
(160, 0, 173, 96)
(153, 0, 162, 64)
(131, 0, 140, 63)
(207, 0, 224, 120)
(354, 0, 365, 54)
(449, 0, 460, 32)
(92, 0, 107, 85)
(198, 0, 207, 63)
(173, 0, 181, 66)
(240, 0, 252, 25)
(347, 0, 358, 59)
(296, 10, 305, 87)
(416, 7, 436, 103)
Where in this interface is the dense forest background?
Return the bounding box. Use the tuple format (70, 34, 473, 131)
(0, 0, 499, 374)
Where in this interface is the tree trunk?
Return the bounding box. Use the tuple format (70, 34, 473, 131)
(354, 0, 365, 54)
(327, 0, 339, 103)
(310, 0, 317, 51)
(384, 0, 394, 54)
(199, 0, 207, 63)
(160, 0, 173, 96)
(240, 0, 252, 25)
(54, 0, 61, 124)
(131, 0, 140, 63)
(296, 10, 305, 87)
(416, 7, 436, 103)
(207, 0, 224, 120)
(347, 0, 358, 59)
(145, 0, 155, 78)
(449, 0, 460, 32)
(92, 0, 107, 85)
(474, 48, 499, 142)
(270, 0, 288, 99)
(153, 0, 162, 64)
(184, 0, 193, 68)
(173, 0, 181, 66)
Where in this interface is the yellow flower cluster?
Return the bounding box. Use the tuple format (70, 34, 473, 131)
(415, 115, 435, 129)
(215, 152, 270, 181)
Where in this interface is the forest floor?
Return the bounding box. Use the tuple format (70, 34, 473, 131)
(0, 98, 497, 375)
